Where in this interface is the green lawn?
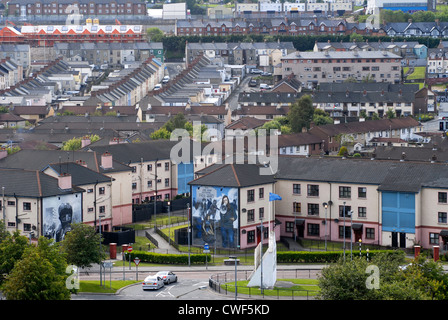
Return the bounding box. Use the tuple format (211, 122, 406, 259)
(405, 67, 426, 80)
(78, 280, 139, 293)
(221, 279, 320, 297)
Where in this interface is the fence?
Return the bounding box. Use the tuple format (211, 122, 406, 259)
(208, 269, 321, 300)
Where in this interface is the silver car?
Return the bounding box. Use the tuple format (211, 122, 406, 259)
(142, 275, 165, 290)
(155, 271, 178, 284)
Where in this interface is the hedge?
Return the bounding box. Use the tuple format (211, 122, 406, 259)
(277, 250, 404, 263)
(125, 250, 211, 265)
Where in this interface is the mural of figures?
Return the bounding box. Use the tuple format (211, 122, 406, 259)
(42, 193, 82, 242)
(191, 186, 238, 248)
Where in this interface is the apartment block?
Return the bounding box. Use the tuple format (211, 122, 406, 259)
(282, 50, 402, 86)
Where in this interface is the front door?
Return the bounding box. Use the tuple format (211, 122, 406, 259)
(400, 232, 406, 248)
(391, 232, 398, 247)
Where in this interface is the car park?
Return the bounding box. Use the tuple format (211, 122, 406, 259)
(142, 275, 165, 290)
(156, 271, 178, 284)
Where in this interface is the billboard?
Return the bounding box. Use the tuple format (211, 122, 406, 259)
(42, 193, 82, 242)
(191, 185, 239, 249)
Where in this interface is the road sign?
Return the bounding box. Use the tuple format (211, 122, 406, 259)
(134, 258, 140, 266)
(127, 246, 133, 253)
(203, 243, 210, 253)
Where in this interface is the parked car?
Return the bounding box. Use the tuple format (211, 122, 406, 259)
(251, 69, 263, 74)
(162, 76, 170, 84)
(156, 271, 178, 284)
(142, 275, 165, 290)
(249, 78, 257, 87)
(261, 72, 272, 76)
(260, 83, 271, 90)
(154, 83, 162, 90)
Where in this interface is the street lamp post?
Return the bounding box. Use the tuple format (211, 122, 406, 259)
(168, 201, 171, 247)
(343, 201, 346, 262)
(260, 217, 264, 295)
(323, 202, 328, 251)
(187, 203, 191, 267)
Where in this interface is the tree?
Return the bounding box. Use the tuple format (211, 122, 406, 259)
(2, 237, 70, 300)
(60, 223, 106, 270)
(313, 109, 333, 126)
(287, 95, 314, 133)
(146, 27, 164, 42)
(0, 231, 29, 284)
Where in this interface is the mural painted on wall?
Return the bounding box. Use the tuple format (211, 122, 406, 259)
(191, 186, 239, 249)
(42, 193, 82, 242)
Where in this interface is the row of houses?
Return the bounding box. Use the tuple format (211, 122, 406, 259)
(189, 155, 448, 250)
(3, 127, 448, 251)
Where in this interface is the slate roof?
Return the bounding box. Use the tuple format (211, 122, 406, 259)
(274, 156, 448, 192)
(309, 117, 420, 137)
(0, 168, 83, 198)
(189, 163, 276, 188)
(0, 149, 131, 174)
(44, 162, 112, 186)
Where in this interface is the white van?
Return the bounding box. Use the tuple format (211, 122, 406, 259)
(260, 83, 271, 90)
(162, 76, 170, 83)
(154, 83, 162, 90)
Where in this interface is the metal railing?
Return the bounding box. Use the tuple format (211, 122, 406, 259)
(208, 268, 321, 300)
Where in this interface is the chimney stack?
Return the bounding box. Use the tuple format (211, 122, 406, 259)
(58, 173, 72, 190)
(101, 152, 113, 169)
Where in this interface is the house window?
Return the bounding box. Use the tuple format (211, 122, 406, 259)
(438, 212, 447, 224)
(358, 207, 367, 218)
(99, 206, 105, 214)
(247, 209, 255, 222)
(307, 184, 319, 197)
(165, 162, 170, 171)
(147, 181, 152, 188)
(293, 202, 301, 213)
(23, 202, 31, 211)
(358, 187, 367, 198)
(247, 230, 255, 243)
(132, 182, 137, 190)
(439, 192, 447, 203)
(247, 189, 255, 202)
(366, 228, 375, 239)
(23, 223, 32, 232)
(339, 205, 351, 217)
(430, 233, 439, 245)
(339, 225, 351, 239)
(307, 223, 320, 236)
(99, 187, 105, 195)
(339, 186, 351, 199)
(308, 203, 319, 215)
(259, 188, 264, 199)
(293, 184, 301, 194)
(165, 178, 169, 187)
(147, 164, 152, 171)
(286, 221, 294, 233)
(259, 207, 264, 219)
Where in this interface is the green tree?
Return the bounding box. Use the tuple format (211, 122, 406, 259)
(0, 231, 29, 284)
(313, 109, 333, 126)
(150, 127, 173, 140)
(60, 223, 106, 270)
(2, 237, 70, 300)
(386, 108, 395, 119)
(287, 95, 314, 133)
(146, 27, 164, 42)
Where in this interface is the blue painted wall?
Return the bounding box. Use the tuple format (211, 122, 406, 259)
(177, 162, 194, 194)
(382, 191, 415, 233)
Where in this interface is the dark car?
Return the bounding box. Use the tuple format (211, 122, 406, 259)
(249, 79, 257, 87)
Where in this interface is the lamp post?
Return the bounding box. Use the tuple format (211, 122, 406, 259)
(323, 202, 328, 251)
(343, 201, 346, 262)
(229, 255, 238, 300)
(99, 213, 105, 286)
(168, 201, 171, 247)
(260, 218, 263, 293)
(187, 203, 191, 267)
(350, 210, 353, 261)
